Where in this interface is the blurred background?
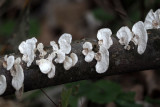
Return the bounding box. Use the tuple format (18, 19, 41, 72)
(0, 0, 160, 107)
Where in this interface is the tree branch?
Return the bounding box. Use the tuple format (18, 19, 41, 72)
(0, 29, 160, 96)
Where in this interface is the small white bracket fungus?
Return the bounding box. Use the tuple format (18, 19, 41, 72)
(36, 59, 52, 74)
(18, 37, 37, 67)
(95, 46, 109, 73)
(132, 21, 148, 54)
(95, 28, 113, 73)
(11, 57, 24, 91)
(58, 33, 72, 54)
(97, 28, 113, 49)
(144, 9, 160, 29)
(47, 65, 55, 79)
(37, 43, 47, 58)
(50, 41, 59, 51)
(70, 53, 78, 66)
(82, 42, 95, 62)
(47, 53, 56, 78)
(36, 52, 56, 78)
(64, 56, 73, 70)
(50, 41, 66, 64)
(0, 75, 7, 95)
(116, 26, 133, 50)
(4, 55, 15, 70)
(54, 50, 65, 63)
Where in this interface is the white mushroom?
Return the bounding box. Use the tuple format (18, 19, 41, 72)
(132, 21, 148, 55)
(18, 37, 37, 67)
(82, 42, 95, 62)
(47, 52, 56, 78)
(36, 59, 52, 74)
(63, 56, 73, 70)
(0, 75, 7, 95)
(144, 9, 160, 29)
(37, 43, 47, 58)
(50, 41, 66, 64)
(70, 53, 78, 66)
(11, 57, 24, 91)
(4, 55, 15, 70)
(95, 28, 113, 73)
(58, 33, 72, 54)
(97, 28, 113, 49)
(95, 46, 109, 73)
(36, 52, 56, 78)
(47, 65, 55, 79)
(116, 26, 133, 50)
(54, 50, 65, 63)
(50, 41, 59, 51)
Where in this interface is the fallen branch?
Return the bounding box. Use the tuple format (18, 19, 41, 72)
(0, 29, 160, 96)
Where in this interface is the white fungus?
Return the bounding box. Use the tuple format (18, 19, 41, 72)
(132, 21, 148, 54)
(0, 75, 7, 95)
(47, 53, 56, 78)
(63, 56, 73, 70)
(97, 28, 113, 49)
(50, 41, 66, 64)
(82, 42, 95, 62)
(70, 53, 78, 66)
(116, 26, 133, 50)
(144, 9, 160, 29)
(54, 50, 65, 63)
(95, 46, 109, 73)
(37, 43, 47, 58)
(95, 28, 113, 73)
(18, 37, 37, 67)
(58, 33, 72, 54)
(50, 41, 59, 51)
(47, 65, 55, 79)
(36, 52, 56, 78)
(36, 59, 52, 74)
(11, 57, 24, 91)
(4, 55, 15, 70)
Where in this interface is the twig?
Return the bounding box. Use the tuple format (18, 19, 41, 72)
(40, 88, 58, 107)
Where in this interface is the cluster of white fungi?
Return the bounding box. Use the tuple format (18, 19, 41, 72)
(0, 9, 159, 97)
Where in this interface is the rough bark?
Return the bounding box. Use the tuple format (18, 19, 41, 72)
(0, 29, 160, 96)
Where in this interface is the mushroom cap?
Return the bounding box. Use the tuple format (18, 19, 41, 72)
(82, 42, 93, 51)
(132, 21, 148, 54)
(18, 37, 37, 67)
(47, 52, 56, 61)
(70, 53, 78, 66)
(12, 58, 24, 91)
(0, 75, 7, 95)
(58, 33, 72, 54)
(154, 9, 160, 26)
(84, 51, 95, 62)
(116, 26, 133, 47)
(97, 28, 113, 49)
(64, 56, 73, 70)
(37, 43, 47, 58)
(144, 9, 160, 29)
(50, 41, 59, 51)
(48, 64, 55, 79)
(37, 43, 44, 51)
(36, 59, 52, 74)
(82, 42, 94, 62)
(54, 50, 65, 63)
(4, 55, 15, 70)
(95, 46, 109, 73)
